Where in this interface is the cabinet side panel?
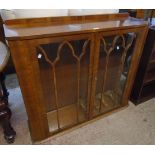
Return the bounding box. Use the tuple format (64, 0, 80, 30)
(8, 40, 49, 142)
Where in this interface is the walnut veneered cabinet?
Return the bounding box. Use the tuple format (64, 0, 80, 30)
(3, 13, 148, 142)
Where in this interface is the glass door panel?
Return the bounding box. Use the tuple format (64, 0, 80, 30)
(36, 38, 91, 133)
(93, 33, 136, 117)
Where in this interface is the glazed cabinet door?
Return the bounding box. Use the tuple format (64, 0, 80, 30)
(30, 34, 94, 134)
(91, 30, 140, 117)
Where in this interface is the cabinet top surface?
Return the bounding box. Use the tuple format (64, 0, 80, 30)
(3, 15, 148, 41)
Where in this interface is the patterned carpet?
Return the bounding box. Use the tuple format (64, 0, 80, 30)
(0, 74, 155, 144)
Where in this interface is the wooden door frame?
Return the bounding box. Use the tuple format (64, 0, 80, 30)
(89, 26, 148, 119)
(9, 33, 95, 141)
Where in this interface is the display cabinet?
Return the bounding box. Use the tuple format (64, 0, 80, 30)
(3, 13, 148, 142)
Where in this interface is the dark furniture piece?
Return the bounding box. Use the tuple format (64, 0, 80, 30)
(131, 20, 155, 104)
(136, 9, 155, 20)
(119, 9, 137, 18)
(0, 15, 16, 143)
(3, 13, 147, 142)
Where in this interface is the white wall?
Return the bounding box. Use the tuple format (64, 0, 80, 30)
(1, 9, 119, 20)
